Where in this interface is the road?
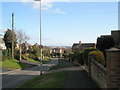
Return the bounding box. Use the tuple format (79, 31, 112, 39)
(1, 58, 58, 89)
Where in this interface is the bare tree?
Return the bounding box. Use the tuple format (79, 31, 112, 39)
(16, 30, 30, 61)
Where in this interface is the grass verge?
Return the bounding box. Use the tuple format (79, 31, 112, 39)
(18, 71, 68, 88)
(1, 59, 31, 69)
(27, 58, 40, 63)
(49, 59, 70, 70)
(42, 57, 51, 64)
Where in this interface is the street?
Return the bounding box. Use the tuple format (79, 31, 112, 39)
(1, 58, 58, 89)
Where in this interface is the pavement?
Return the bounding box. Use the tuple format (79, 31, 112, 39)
(64, 70, 100, 88)
(1, 58, 59, 89)
(45, 60, 100, 88)
(1, 58, 100, 89)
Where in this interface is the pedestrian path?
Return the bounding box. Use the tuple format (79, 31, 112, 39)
(64, 70, 100, 88)
(45, 60, 100, 88)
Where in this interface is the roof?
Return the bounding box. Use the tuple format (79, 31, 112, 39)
(0, 38, 4, 43)
(72, 43, 80, 48)
(0, 34, 3, 36)
(100, 35, 111, 38)
(81, 43, 95, 46)
(22, 41, 32, 47)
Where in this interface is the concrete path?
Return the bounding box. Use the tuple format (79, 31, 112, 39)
(2, 58, 58, 89)
(46, 60, 100, 88)
(64, 70, 100, 88)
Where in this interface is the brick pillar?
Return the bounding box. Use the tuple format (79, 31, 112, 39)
(106, 48, 120, 88)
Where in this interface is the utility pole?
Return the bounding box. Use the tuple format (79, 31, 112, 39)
(40, 0, 43, 75)
(12, 13, 14, 59)
(34, 0, 43, 75)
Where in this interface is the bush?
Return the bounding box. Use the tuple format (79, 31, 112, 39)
(89, 50, 105, 66)
(14, 48, 20, 60)
(22, 54, 28, 60)
(28, 53, 36, 59)
(83, 47, 97, 65)
(2, 49, 8, 56)
(79, 51, 84, 65)
(72, 51, 84, 65)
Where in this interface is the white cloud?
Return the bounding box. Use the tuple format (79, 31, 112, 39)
(52, 8, 66, 15)
(1, 0, 119, 2)
(0, 28, 7, 34)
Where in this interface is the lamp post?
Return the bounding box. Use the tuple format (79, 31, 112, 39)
(34, 0, 42, 75)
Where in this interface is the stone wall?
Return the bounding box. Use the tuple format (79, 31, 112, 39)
(86, 48, 120, 89)
(90, 59, 107, 88)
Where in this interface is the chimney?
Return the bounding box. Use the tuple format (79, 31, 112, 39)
(79, 41, 81, 45)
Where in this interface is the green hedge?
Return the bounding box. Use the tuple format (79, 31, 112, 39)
(89, 50, 105, 66)
(83, 47, 97, 65)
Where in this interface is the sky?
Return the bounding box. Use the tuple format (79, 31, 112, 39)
(0, 1, 118, 46)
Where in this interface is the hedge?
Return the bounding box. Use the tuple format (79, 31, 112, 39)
(89, 50, 105, 66)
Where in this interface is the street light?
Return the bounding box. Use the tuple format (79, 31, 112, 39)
(34, 0, 42, 75)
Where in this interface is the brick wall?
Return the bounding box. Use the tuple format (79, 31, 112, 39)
(106, 48, 120, 88)
(87, 54, 107, 88)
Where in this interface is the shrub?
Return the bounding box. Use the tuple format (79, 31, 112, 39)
(89, 50, 105, 66)
(28, 53, 36, 59)
(14, 48, 20, 60)
(22, 54, 28, 60)
(83, 47, 97, 65)
(2, 49, 8, 56)
(72, 51, 84, 65)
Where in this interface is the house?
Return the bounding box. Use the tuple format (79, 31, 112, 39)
(50, 47, 66, 57)
(0, 34, 6, 50)
(72, 41, 95, 52)
(72, 41, 81, 52)
(33, 43, 43, 49)
(79, 43, 95, 50)
(21, 41, 32, 51)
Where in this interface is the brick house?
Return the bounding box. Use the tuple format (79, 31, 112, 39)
(72, 41, 95, 52)
(51, 47, 66, 54)
(21, 41, 32, 51)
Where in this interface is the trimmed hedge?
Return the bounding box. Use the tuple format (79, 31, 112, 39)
(83, 47, 97, 65)
(72, 51, 84, 65)
(89, 50, 105, 66)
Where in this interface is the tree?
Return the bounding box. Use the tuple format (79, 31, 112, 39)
(96, 36, 115, 67)
(42, 46, 50, 57)
(3, 29, 17, 58)
(16, 30, 30, 61)
(96, 36, 115, 52)
(64, 49, 73, 55)
(32, 44, 40, 60)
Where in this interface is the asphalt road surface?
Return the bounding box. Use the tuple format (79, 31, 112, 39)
(1, 58, 58, 89)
